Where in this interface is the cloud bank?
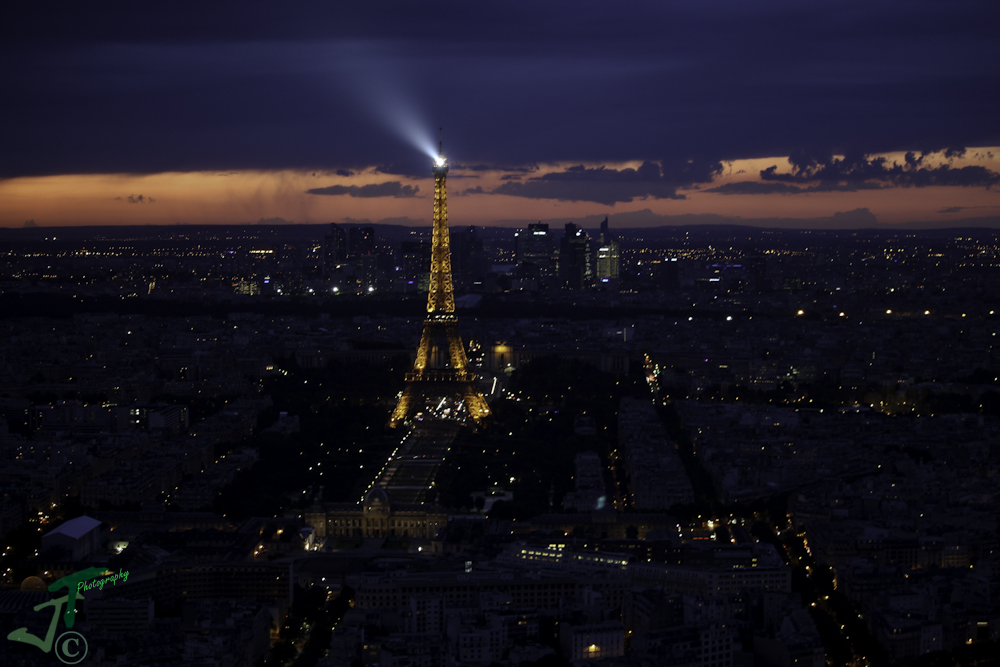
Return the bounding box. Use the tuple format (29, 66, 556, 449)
(307, 182, 420, 198)
(114, 194, 155, 204)
(760, 150, 1000, 189)
(482, 160, 723, 205)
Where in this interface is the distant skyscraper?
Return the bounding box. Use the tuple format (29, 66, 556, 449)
(349, 226, 376, 258)
(322, 223, 347, 277)
(450, 226, 473, 284)
(515, 222, 553, 286)
(600, 215, 613, 243)
(453, 225, 487, 287)
(596, 243, 620, 282)
(596, 216, 620, 283)
(559, 222, 593, 289)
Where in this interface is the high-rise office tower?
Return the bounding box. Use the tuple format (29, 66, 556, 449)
(596, 243, 620, 282)
(349, 226, 376, 258)
(596, 216, 620, 283)
(322, 223, 347, 278)
(559, 222, 593, 289)
(600, 215, 612, 244)
(515, 222, 553, 286)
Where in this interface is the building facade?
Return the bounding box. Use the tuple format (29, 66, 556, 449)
(306, 488, 447, 540)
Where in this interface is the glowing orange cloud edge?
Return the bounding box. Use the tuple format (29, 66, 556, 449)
(1, 149, 998, 228)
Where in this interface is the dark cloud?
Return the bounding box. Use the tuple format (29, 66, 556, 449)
(372, 160, 429, 179)
(335, 169, 354, 177)
(484, 160, 722, 205)
(491, 180, 683, 206)
(459, 164, 538, 173)
(499, 174, 522, 181)
(0, 3, 997, 179)
(307, 182, 420, 198)
(938, 205, 1000, 214)
(805, 182, 884, 193)
(114, 194, 155, 203)
(706, 182, 804, 196)
(707, 181, 883, 195)
(459, 186, 486, 196)
(761, 150, 1000, 189)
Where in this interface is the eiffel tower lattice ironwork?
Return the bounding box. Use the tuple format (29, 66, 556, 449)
(389, 135, 491, 428)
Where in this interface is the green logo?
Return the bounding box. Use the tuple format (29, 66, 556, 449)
(7, 567, 130, 665)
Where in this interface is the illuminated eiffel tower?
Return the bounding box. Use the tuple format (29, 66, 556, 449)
(389, 134, 491, 428)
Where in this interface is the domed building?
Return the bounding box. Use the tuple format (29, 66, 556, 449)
(20, 576, 47, 592)
(306, 487, 446, 541)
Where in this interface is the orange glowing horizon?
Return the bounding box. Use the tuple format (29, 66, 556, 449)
(2, 149, 999, 229)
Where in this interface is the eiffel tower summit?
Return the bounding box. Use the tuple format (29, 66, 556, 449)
(389, 133, 491, 428)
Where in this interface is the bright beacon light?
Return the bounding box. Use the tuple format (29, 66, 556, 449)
(432, 129, 448, 171)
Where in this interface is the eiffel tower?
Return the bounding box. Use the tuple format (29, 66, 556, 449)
(389, 134, 491, 428)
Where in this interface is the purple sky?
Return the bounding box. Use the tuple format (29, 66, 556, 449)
(2, 1, 999, 228)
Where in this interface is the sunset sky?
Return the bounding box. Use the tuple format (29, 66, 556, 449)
(2, 1, 998, 229)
